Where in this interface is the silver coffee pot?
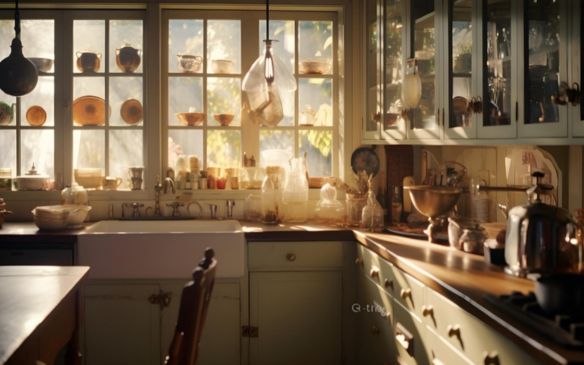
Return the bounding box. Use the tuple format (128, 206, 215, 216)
(504, 172, 579, 277)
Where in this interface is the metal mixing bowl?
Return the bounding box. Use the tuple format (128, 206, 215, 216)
(404, 185, 462, 218)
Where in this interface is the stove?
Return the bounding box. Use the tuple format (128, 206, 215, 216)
(486, 291, 584, 348)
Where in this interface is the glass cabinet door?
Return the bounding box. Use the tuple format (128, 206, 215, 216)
(406, 0, 442, 140)
(444, 0, 477, 139)
(364, 0, 382, 140)
(519, 0, 568, 138)
(572, 1, 584, 137)
(380, 0, 406, 141)
(477, 0, 517, 138)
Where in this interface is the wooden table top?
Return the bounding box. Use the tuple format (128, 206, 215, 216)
(0, 266, 89, 364)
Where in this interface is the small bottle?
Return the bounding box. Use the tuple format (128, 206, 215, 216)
(184, 173, 192, 190)
(199, 171, 208, 190)
(391, 186, 403, 224)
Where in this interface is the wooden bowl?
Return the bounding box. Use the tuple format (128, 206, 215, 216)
(72, 96, 106, 126)
(300, 59, 331, 75)
(120, 99, 143, 125)
(176, 112, 205, 127)
(213, 113, 234, 126)
(26, 105, 47, 126)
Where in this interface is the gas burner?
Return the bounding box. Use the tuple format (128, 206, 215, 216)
(487, 292, 584, 348)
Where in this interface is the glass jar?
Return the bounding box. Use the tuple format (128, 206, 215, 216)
(261, 166, 283, 224)
(346, 193, 367, 227)
(361, 190, 384, 231)
(281, 157, 309, 223)
(315, 183, 345, 225)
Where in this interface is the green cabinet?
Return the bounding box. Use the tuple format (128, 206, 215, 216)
(247, 241, 352, 365)
(81, 279, 241, 365)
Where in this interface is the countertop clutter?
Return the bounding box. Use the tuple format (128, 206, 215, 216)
(0, 221, 583, 364)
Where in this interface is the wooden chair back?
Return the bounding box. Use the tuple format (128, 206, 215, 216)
(163, 248, 217, 365)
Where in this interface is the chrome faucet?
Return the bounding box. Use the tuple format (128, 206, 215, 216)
(225, 200, 235, 218)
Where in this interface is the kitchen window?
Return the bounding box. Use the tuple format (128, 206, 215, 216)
(162, 9, 339, 179)
(0, 9, 147, 193)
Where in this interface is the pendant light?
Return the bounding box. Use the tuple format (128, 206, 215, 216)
(242, 0, 296, 127)
(0, 0, 38, 97)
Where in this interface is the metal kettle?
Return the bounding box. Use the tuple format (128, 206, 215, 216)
(504, 172, 579, 277)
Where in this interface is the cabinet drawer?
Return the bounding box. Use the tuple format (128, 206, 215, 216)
(356, 244, 397, 295)
(248, 241, 343, 270)
(428, 290, 543, 365)
(392, 300, 429, 365)
(357, 245, 425, 317)
(0, 248, 73, 265)
(423, 326, 472, 365)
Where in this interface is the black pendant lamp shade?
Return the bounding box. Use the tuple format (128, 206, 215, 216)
(0, 0, 38, 97)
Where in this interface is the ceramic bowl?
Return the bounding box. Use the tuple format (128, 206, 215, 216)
(72, 96, 107, 126)
(300, 59, 331, 74)
(211, 59, 234, 74)
(177, 54, 203, 73)
(29, 57, 54, 73)
(214, 113, 234, 126)
(177, 112, 205, 126)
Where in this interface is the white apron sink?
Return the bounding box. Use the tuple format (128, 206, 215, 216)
(78, 220, 245, 279)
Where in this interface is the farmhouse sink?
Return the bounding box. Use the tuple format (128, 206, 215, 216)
(85, 219, 242, 233)
(78, 220, 244, 279)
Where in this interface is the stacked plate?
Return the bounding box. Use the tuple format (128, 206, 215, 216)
(32, 205, 91, 231)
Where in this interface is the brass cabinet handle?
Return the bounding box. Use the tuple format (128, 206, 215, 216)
(384, 279, 394, 290)
(400, 288, 412, 300)
(286, 253, 296, 262)
(395, 322, 414, 355)
(422, 305, 434, 317)
(370, 267, 380, 279)
(447, 324, 461, 338)
(148, 290, 172, 310)
(355, 257, 363, 266)
(483, 352, 500, 365)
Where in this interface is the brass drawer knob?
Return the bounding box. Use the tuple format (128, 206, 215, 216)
(286, 253, 296, 262)
(400, 288, 412, 300)
(370, 268, 380, 279)
(384, 279, 394, 290)
(447, 324, 461, 338)
(483, 352, 500, 365)
(422, 305, 434, 317)
(355, 257, 363, 266)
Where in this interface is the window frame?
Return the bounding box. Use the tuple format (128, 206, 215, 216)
(161, 8, 340, 179)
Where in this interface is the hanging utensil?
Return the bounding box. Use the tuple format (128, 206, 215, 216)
(0, 0, 38, 96)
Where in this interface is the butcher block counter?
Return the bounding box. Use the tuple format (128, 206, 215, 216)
(0, 265, 89, 364)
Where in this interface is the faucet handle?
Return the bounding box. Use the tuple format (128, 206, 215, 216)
(131, 202, 144, 218)
(166, 201, 184, 217)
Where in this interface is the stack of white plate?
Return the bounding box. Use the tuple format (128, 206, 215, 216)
(32, 205, 91, 231)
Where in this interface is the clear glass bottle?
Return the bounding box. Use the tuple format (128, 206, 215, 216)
(281, 157, 309, 223)
(261, 166, 282, 224)
(361, 189, 384, 231)
(346, 193, 367, 227)
(391, 186, 402, 223)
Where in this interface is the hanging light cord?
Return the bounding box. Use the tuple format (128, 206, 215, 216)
(265, 0, 269, 41)
(263, 0, 274, 85)
(14, 0, 21, 40)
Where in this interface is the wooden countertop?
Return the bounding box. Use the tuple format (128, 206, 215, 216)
(1, 222, 583, 363)
(0, 265, 89, 364)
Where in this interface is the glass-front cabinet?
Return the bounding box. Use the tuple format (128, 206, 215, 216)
(364, 0, 578, 144)
(406, 0, 442, 140)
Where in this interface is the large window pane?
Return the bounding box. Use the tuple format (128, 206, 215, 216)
(110, 77, 143, 126)
(169, 77, 204, 126)
(298, 21, 333, 75)
(110, 130, 143, 186)
(207, 77, 241, 126)
(169, 19, 204, 74)
(299, 78, 333, 126)
(207, 20, 241, 74)
(73, 20, 105, 73)
(0, 130, 16, 174)
(168, 130, 204, 170)
(299, 130, 332, 176)
(259, 129, 294, 167)
(207, 130, 241, 167)
(110, 20, 143, 74)
(21, 76, 54, 127)
(73, 130, 105, 169)
(21, 129, 54, 177)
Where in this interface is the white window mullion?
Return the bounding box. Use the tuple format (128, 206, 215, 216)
(241, 13, 260, 164)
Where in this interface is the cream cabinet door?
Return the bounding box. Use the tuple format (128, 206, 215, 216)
(249, 271, 342, 365)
